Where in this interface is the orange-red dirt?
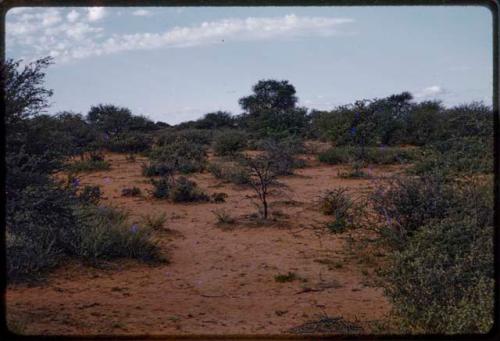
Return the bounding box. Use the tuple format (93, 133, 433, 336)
(6, 153, 398, 336)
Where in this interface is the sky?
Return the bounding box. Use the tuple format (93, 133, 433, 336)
(6, 6, 493, 124)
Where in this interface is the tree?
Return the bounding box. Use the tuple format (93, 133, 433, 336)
(241, 154, 281, 219)
(87, 104, 133, 135)
(371, 92, 414, 145)
(239, 79, 298, 115)
(194, 111, 235, 129)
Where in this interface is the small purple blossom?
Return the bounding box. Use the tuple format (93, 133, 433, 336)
(104, 177, 112, 184)
(130, 224, 139, 234)
(71, 178, 80, 187)
(379, 144, 387, 150)
(103, 133, 110, 140)
(350, 126, 357, 136)
(354, 112, 360, 119)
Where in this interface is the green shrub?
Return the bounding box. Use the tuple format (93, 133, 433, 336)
(169, 176, 209, 203)
(317, 188, 362, 232)
(107, 132, 152, 153)
(66, 158, 110, 173)
(210, 192, 228, 203)
(411, 136, 493, 176)
(149, 140, 207, 174)
(213, 130, 247, 156)
(121, 187, 141, 197)
(259, 137, 305, 175)
(208, 161, 251, 185)
(141, 162, 174, 177)
(150, 177, 173, 199)
(384, 216, 493, 334)
(78, 185, 102, 205)
(274, 272, 299, 283)
(318, 147, 351, 164)
(213, 208, 236, 225)
(74, 205, 163, 263)
(338, 161, 369, 179)
(141, 212, 167, 230)
(157, 129, 212, 146)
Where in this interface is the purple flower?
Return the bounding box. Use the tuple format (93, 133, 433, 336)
(104, 177, 112, 184)
(130, 224, 139, 234)
(379, 144, 387, 150)
(355, 112, 360, 119)
(103, 133, 110, 140)
(71, 178, 80, 187)
(350, 127, 357, 136)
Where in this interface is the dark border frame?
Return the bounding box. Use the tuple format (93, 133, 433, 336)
(0, 1, 498, 340)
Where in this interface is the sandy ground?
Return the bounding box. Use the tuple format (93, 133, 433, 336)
(6, 152, 398, 336)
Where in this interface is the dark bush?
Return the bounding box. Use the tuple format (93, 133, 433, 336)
(121, 187, 141, 197)
(208, 161, 251, 185)
(157, 129, 212, 147)
(142, 162, 175, 177)
(149, 139, 207, 174)
(78, 185, 102, 205)
(107, 132, 152, 153)
(210, 192, 228, 203)
(150, 177, 173, 199)
(213, 130, 247, 156)
(169, 176, 209, 203)
(259, 137, 305, 175)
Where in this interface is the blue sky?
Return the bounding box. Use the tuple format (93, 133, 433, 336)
(6, 6, 493, 124)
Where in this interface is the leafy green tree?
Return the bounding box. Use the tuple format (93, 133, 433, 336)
(194, 111, 235, 129)
(371, 91, 413, 145)
(87, 104, 133, 135)
(239, 79, 297, 115)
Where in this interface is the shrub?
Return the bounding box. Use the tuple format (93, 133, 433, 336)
(384, 216, 493, 334)
(411, 136, 493, 176)
(74, 205, 163, 263)
(157, 129, 212, 146)
(150, 177, 173, 199)
(141, 213, 167, 230)
(66, 158, 110, 173)
(107, 132, 152, 153)
(210, 192, 228, 203)
(318, 147, 351, 164)
(121, 187, 141, 197)
(169, 176, 209, 203)
(274, 272, 299, 283)
(149, 140, 207, 174)
(208, 162, 250, 185)
(259, 137, 305, 175)
(141, 162, 174, 177)
(213, 130, 247, 156)
(78, 185, 102, 205)
(317, 188, 362, 231)
(338, 161, 369, 179)
(213, 209, 236, 225)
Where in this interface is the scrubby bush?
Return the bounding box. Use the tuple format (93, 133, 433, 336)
(150, 177, 173, 199)
(213, 130, 247, 156)
(208, 161, 251, 185)
(78, 185, 102, 205)
(372, 176, 494, 333)
(141, 213, 167, 231)
(318, 147, 351, 164)
(169, 176, 209, 203)
(210, 192, 228, 203)
(258, 137, 305, 175)
(384, 216, 493, 334)
(156, 129, 212, 146)
(319, 146, 415, 166)
(411, 136, 492, 176)
(141, 162, 175, 177)
(107, 132, 152, 153)
(121, 187, 141, 197)
(73, 205, 162, 263)
(317, 188, 364, 232)
(149, 139, 207, 174)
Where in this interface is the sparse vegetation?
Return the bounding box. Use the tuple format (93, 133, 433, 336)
(121, 186, 142, 197)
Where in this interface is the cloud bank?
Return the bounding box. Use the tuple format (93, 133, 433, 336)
(6, 8, 355, 63)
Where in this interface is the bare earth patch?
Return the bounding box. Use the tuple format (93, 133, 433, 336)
(6, 153, 393, 335)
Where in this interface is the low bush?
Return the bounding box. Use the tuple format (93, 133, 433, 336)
(66, 158, 110, 173)
(107, 132, 152, 153)
(121, 187, 141, 197)
(149, 140, 207, 174)
(169, 176, 209, 203)
(213, 208, 236, 225)
(257, 137, 305, 175)
(338, 161, 369, 179)
(208, 161, 251, 185)
(74, 205, 163, 263)
(157, 129, 212, 146)
(319, 146, 415, 165)
(213, 130, 247, 156)
(141, 212, 167, 230)
(317, 188, 363, 232)
(274, 272, 299, 283)
(210, 192, 228, 203)
(141, 162, 175, 177)
(150, 177, 173, 199)
(78, 185, 102, 205)
(318, 147, 351, 164)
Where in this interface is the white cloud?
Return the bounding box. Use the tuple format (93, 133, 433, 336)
(87, 7, 106, 22)
(67, 10, 80, 23)
(7, 12, 354, 63)
(415, 85, 446, 98)
(132, 9, 152, 17)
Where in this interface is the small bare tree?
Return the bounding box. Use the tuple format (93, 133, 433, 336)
(241, 154, 281, 219)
